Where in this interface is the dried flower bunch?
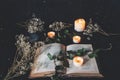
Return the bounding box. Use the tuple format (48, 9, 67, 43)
(4, 34, 44, 80)
(49, 21, 72, 31)
(83, 19, 109, 37)
(26, 17, 45, 33)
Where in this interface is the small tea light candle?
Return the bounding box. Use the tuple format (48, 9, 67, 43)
(73, 56, 84, 67)
(47, 31, 55, 38)
(73, 36, 81, 43)
(74, 18, 86, 32)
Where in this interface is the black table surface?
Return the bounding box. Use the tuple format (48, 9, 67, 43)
(0, 0, 120, 80)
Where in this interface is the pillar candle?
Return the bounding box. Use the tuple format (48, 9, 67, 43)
(74, 18, 86, 32)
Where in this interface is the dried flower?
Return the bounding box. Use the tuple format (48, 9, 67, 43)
(83, 19, 109, 37)
(4, 34, 44, 80)
(26, 17, 44, 33)
(49, 21, 72, 31)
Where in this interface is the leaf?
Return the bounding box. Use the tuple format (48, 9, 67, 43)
(56, 38, 61, 42)
(47, 53, 53, 60)
(77, 49, 81, 53)
(67, 51, 75, 59)
(58, 33, 61, 38)
(73, 32, 77, 36)
(93, 49, 100, 54)
(68, 53, 74, 60)
(64, 30, 69, 34)
(77, 49, 83, 55)
(76, 52, 81, 56)
(82, 48, 86, 53)
(52, 56, 56, 59)
(67, 50, 74, 54)
(59, 50, 63, 54)
(63, 35, 66, 38)
(81, 48, 86, 53)
(88, 53, 97, 58)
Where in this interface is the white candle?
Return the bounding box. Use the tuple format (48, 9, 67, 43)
(73, 56, 84, 67)
(74, 18, 86, 32)
(73, 36, 81, 43)
(47, 31, 55, 38)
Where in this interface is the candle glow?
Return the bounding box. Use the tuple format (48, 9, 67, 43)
(73, 36, 81, 43)
(47, 31, 55, 38)
(73, 56, 84, 67)
(74, 18, 86, 32)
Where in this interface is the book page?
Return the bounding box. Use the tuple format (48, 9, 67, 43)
(30, 43, 65, 78)
(66, 44, 100, 75)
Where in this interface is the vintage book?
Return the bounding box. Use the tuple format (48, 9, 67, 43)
(29, 43, 103, 78)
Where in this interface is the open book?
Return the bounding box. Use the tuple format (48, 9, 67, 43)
(29, 43, 103, 78)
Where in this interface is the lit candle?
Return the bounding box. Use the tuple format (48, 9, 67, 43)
(47, 31, 55, 38)
(73, 36, 81, 43)
(74, 18, 86, 32)
(73, 56, 84, 67)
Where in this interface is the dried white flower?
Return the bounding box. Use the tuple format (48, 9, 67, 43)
(83, 19, 109, 37)
(4, 34, 45, 80)
(49, 21, 72, 31)
(26, 18, 44, 33)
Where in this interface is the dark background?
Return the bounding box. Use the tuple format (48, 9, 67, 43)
(0, 0, 120, 80)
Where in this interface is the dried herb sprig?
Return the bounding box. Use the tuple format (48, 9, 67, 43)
(83, 19, 109, 37)
(17, 17, 45, 33)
